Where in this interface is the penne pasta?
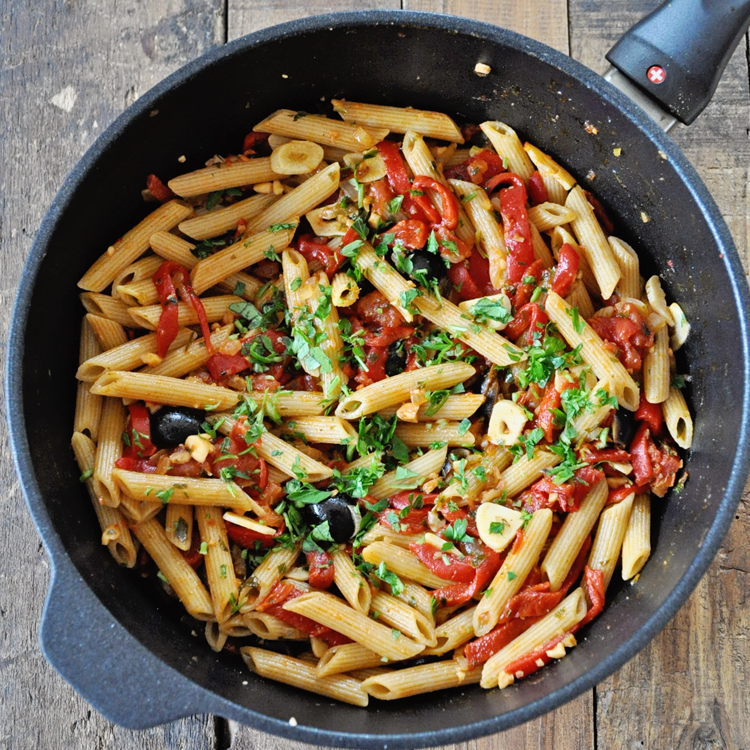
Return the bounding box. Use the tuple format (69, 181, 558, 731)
(168, 159, 283, 198)
(621, 494, 651, 580)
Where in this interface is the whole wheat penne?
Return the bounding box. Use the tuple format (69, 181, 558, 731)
(119, 494, 163, 524)
(542, 479, 609, 591)
(284, 591, 424, 661)
(308, 270, 346, 399)
(369, 446, 448, 500)
(663, 387, 693, 449)
(168, 159, 283, 198)
(481, 122, 534, 182)
(361, 543, 450, 589)
(127, 294, 242, 330)
(86, 314, 128, 351)
(529, 224, 555, 269)
(332, 100, 463, 142)
(566, 186, 621, 299)
(241, 647, 368, 707)
(364, 661, 482, 701)
(473, 509, 553, 636)
(621, 494, 651, 580)
(589, 493, 635, 590)
(545, 291, 640, 411)
(395, 581, 435, 623)
(132, 518, 214, 620)
(178, 193, 278, 240)
(79, 200, 192, 292)
(480, 588, 586, 689)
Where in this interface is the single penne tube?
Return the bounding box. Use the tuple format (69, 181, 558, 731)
(331, 272, 359, 307)
(370, 591, 437, 647)
(422, 606, 476, 656)
(245, 162, 341, 234)
(74, 318, 103, 441)
(219, 613, 252, 638)
(115, 279, 159, 307)
(643, 326, 670, 404)
(362, 660, 482, 701)
(86, 314, 128, 351)
(539, 171, 568, 204)
(493, 450, 562, 499)
(308, 270, 346, 399)
(255, 431, 333, 482)
(565, 278, 595, 320)
(571, 378, 616, 437)
(336, 362, 475, 420)
(111, 255, 165, 299)
(92, 397, 127, 508)
(316, 642, 383, 677)
(76, 328, 193, 381)
(111, 470, 258, 512)
(91, 371, 241, 411)
(360, 543, 450, 589)
(443, 147, 471, 168)
(608, 237, 641, 300)
(545, 291, 640, 411)
(190, 225, 296, 295)
(663, 387, 693, 449)
(216, 270, 265, 301)
(80, 293, 142, 328)
(473, 508, 553, 636)
(379, 394, 485, 422)
(127, 294, 242, 330)
(439, 445, 511, 502)
(541, 479, 609, 591)
(196, 506, 239, 624)
(396, 581, 436, 623)
(645, 275, 675, 325)
(79, 200, 192, 292)
(165, 503, 193, 552)
(242, 544, 301, 610)
(530, 224, 555, 270)
(527, 202, 577, 233)
(241, 647, 369, 707)
(523, 141, 576, 191)
(206, 397, 326, 426)
(480, 588, 587, 689)
(331, 99, 464, 142)
(621, 494, 651, 580)
(72, 431, 136, 567)
(395, 422, 475, 448)
(359, 524, 424, 549)
(449, 179, 507, 288)
(282, 247, 310, 324)
(565, 186, 621, 299)
(204, 622, 229, 653)
(150, 230, 200, 267)
(281, 416, 357, 445)
(131, 518, 214, 620)
(254, 109, 388, 152)
(119, 494, 163, 524)
(242, 611, 308, 640)
(480, 121, 535, 182)
(178, 193, 278, 240)
(369, 446, 448, 500)
(168, 158, 283, 197)
(283, 591, 424, 661)
(332, 548, 372, 614)
(142, 325, 233, 378)
(589, 493, 635, 590)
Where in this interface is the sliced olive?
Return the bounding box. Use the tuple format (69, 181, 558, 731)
(385, 340, 407, 377)
(150, 406, 205, 449)
(612, 409, 636, 448)
(406, 249, 445, 284)
(475, 368, 500, 422)
(302, 495, 357, 543)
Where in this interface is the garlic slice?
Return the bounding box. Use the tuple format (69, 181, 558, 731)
(476, 502, 524, 552)
(487, 399, 528, 445)
(271, 140, 324, 175)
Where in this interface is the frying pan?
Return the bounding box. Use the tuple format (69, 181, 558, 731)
(7, 2, 750, 747)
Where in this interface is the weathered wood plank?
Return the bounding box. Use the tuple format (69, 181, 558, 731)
(0, 1, 223, 748)
(569, 1, 750, 748)
(223, 1, 591, 748)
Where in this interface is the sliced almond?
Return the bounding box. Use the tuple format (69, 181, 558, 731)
(270, 140, 324, 175)
(476, 502, 524, 553)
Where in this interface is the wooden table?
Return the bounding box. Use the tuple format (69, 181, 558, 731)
(1, 1, 748, 748)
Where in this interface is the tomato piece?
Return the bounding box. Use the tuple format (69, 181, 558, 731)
(588, 303, 653, 372)
(297, 234, 344, 278)
(363, 325, 414, 348)
(206, 352, 249, 381)
(505, 302, 549, 346)
(146, 174, 175, 203)
(286, 374, 318, 391)
(551, 243, 580, 298)
(630, 423, 654, 487)
(527, 171, 548, 206)
(606, 485, 636, 505)
(354, 346, 387, 387)
(448, 261, 482, 300)
(356, 290, 405, 328)
(580, 445, 631, 464)
(242, 131, 269, 155)
(306, 550, 335, 589)
(181, 527, 203, 569)
(368, 177, 395, 217)
(445, 149, 507, 186)
(122, 402, 156, 459)
(226, 520, 281, 549)
(635, 393, 664, 435)
(536, 382, 562, 443)
(434, 225, 473, 262)
(390, 219, 428, 249)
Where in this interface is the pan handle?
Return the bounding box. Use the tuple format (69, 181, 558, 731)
(39, 555, 222, 729)
(606, 0, 750, 125)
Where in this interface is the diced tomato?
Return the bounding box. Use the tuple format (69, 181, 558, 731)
(306, 550, 335, 589)
(588, 303, 654, 372)
(286, 374, 318, 391)
(206, 352, 249, 381)
(390, 219, 428, 249)
(146, 174, 175, 203)
(251, 258, 280, 280)
(434, 225, 473, 262)
(536, 383, 562, 443)
(363, 325, 414, 348)
(448, 262, 482, 300)
(630, 423, 681, 497)
(527, 171, 548, 206)
(445, 149, 507, 186)
(242, 131, 270, 155)
(356, 290, 405, 328)
(297, 234, 344, 278)
(257, 582, 331, 637)
(635, 393, 664, 435)
(114, 456, 157, 473)
(551, 243, 579, 298)
(441, 506, 479, 538)
(378, 490, 434, 534)
(523, 466, 605, 513)
(226, 520, 282, 549)
(122, 402, 156, 459)
(354, 346, 387, 387)
(630, 423, 653, 487)
(368, 177, 395, 217)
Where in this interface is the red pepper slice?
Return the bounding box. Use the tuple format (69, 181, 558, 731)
(390, 219, 428, 249)
(634, 392, 664, 435)
(306, 550, 335, 589)
(242, 131, 269, 155)
(181, 527, 203, 569)
(536, 382, 562, 443)
(630, 423, 653, 487)
(578, 565, 606, 626)
(409, 543, 476, 583)
(606, 485, 636, 506)
(429, 545, 501, 608)
(411, 176, 459, 230)
(551, 243, 580, 298)
(465, 616, 541, 668)
(226, 520, 282, 549)
(122, 402, 156, 459)
(206, 352, 249, 381)
(354, 345, 388, 387)
(580, 445, 631, 464)
(527, 171, 549, 206)
(153, 261, 213, 358)
(505, 302, 549, 346)
(297, 234, 345, 278)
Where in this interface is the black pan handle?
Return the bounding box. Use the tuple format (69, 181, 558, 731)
(40, 555, 220, 729)
(606, 0, 750, 125)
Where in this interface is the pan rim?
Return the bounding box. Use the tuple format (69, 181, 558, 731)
(7, 9, 750, 748)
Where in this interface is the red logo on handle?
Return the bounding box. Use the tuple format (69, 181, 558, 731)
(647, 65, 666, 84)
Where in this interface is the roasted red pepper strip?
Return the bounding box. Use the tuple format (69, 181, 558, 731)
(429, 545, 501, 608)
(630, 423, 653, 487)
(536, 382, 562, 443)
(297, 234, 345, 278)
(486, 173, 534, 284)
(390, 219, 428, 249)
(606, 485, 636, 505)
(257, 582, 333, 637)
(226, 520, 283, 549)
(146, 174, 175, 203)
(505, 302, 549, 346)
(527, 171, 549, 206)
(306, 550, 335, 589)
(411, 175, 459, 230)
(123, 402, 156, 458)
(153, 261, 213, 358)
(578, 565, 606, 626)
(181, 527, 203, 569)
(206, 352, 249, 380)
(634, 392, 664, 435)
(551, 243, 580, 297)
(409, 543, 476, 583)
(465, 616, 542, 668)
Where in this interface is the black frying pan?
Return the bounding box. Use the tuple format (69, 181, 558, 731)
(7, 4, 750, 748)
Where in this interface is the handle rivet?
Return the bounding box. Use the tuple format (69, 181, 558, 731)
(647, 65, 666, 84)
